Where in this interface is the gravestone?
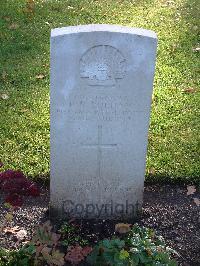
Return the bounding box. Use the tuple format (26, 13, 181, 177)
(50, 24, 157, 220)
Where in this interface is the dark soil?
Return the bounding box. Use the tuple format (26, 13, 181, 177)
(0, 184, 199, 266)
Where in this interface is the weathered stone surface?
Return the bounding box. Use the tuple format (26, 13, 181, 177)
(50, 24, 157, 219)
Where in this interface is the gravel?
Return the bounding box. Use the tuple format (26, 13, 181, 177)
(0, 184, 199, 265)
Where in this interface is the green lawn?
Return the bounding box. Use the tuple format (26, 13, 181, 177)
(0, 0, 199, 183)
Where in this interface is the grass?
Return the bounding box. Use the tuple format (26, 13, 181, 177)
(0, 0, 199, 183)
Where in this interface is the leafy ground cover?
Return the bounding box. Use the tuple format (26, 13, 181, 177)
(0, 220, 178, 265)
(1, 172, 180, 265)
(0, 180, 179, 266)
(0, 181, 200, 265)
(0, 0, 199, 182)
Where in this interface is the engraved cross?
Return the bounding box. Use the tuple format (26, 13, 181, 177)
(82, 125, 117, 178)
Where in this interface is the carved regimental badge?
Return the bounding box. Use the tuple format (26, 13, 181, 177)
(80, 45, 126, 86)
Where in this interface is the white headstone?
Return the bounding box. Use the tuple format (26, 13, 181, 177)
(50, 24, 157, 220)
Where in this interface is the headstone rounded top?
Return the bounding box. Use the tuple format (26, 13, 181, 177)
(50, 22, 158, 220)
(51, 24, 157, 40)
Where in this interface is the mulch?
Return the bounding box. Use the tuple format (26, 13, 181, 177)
(0, 184, 199, 266)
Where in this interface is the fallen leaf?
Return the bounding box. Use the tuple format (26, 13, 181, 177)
(193, 25, 198, 31)
(36, 74, 45, 79)
(27, 0, 35, 8)
(187, 185, 196, 195)
(2, 71, 7, 80)
(115, 223, 131, 234)
(0, 161, 3, 168)
(192, 47, 200, 52)
(23, 0, 35, 15)
(45, 21, 50, 25)
(42, 63, 49, 68)
(20, 109, 29, 113)
(183, 87, 196, 94)
(8, 23, 19, 30)
(4, 226, 20, 234)
(4, 226, 27, 240)
(21, 240, 29, 245)
(171, 44, 178, 52)
(3, 16, 11, 22)
(193, 198, 200, 207)
(149, 167, 155, 175)
(67, 5, 74, 9)
(23, 8, 34, 14)
(1, 93, 9, 100)
(16, 229, 27, 240)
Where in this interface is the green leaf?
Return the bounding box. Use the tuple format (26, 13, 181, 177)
(139, 252, 152, 263)
(103, 251, 115, 265)
(24, 244, 36, 255)
(130, 253, 140, 265)
(112, 239, 125, 249)
(102, 239, 112, 248)
(20, 257, 30, 265)
(119, 249, 129, 260)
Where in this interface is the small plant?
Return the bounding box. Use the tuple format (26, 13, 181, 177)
(59, 222, 76, 234)
(87, 238, 127, 266)
(87, 224, 178, 266)
(65, 245, 92, 265)
(0, 222, 65, 265)
(59, 222, 89, 247)
(0, 203, 15, 234)
(125, 224, 178, 265)
(30, 221, 65, 266)
(0, 169, 40, 207)
(8, 245, 36, 265)
(0, 169, 40, 246)
(0, 221, 178, 266)
(0, 245, 35, 266)
(0, 247, 10, 266)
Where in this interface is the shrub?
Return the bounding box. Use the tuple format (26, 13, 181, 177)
(0, 169, 40, 207)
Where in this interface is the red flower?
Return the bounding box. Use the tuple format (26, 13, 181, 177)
(5, 194, 23, 207)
